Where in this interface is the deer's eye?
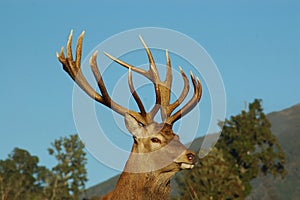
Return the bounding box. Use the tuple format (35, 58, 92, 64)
(151, 137, 161, 144)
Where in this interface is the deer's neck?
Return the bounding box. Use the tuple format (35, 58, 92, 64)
(110, 150, 177, 200)
(111, 171, 173, 200)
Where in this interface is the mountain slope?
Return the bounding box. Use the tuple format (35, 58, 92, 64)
(247, 103, 300, 200)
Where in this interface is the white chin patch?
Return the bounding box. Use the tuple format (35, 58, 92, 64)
(180, 163, 194, 169)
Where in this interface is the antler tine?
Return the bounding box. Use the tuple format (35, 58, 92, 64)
(56, 31, 103, 102)
(58, 47, 65, 60)
(57, 47, 70, 76)
(166, 66, 190, 115)
(75, 31, 85, 69)
(158, 50, 173, 121)
(103, 51, 148, 77)
(148, 77, 161, 120)
(128, 67, 147, 118)
(67, 30, 74, 61)
(89, 51, 111, 103)
(166, 72, 202, 124)
(165, 49, 172, 88)
(139, 36, 156, 68)
(197, 78, 202, 101)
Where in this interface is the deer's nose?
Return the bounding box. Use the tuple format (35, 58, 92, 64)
(187, 152, 198, 163)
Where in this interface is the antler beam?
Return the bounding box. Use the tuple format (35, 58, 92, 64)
(57, 31, 202, 126)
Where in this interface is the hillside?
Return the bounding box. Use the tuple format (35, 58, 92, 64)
(246, 103, 300, 200)
(82, 103, 300, 199)
(82, 175, 120, 199)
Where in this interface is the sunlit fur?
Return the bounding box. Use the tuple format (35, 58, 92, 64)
(101, 115, 197, 200)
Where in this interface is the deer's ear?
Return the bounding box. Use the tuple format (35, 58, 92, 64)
(124, 113, 143, 137)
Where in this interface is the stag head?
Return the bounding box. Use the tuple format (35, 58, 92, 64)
(57, 30, 202, 199)
(124, 113, 198, 173)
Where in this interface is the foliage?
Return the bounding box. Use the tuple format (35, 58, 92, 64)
(0, 148, 48, 200)
(172, 148, 245, 200)
(0, 134, 87, 200)
(46, 134, 88, 200)
(247, 103, 300, 199)
(216, 99, 286, 195)
(171, 99, 286, 199)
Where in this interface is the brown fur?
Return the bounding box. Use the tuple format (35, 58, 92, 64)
(100, 120, 197, 200)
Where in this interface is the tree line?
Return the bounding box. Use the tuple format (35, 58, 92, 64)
(0, 135, 87, 200)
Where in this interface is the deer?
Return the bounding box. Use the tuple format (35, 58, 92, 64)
(56, 31, 202, 200)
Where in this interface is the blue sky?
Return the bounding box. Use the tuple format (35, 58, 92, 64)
(0, 1, 299, 188)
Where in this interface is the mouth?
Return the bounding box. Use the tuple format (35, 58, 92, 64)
(179, 162, 195, 169)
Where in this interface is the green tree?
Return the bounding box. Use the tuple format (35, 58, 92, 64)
(0, 148, 47, 200)
(172, 148, 245, 200)
(45, 134, 88, 200)
(216, 99, 286, 196)
(0, 134, 88, 199)
(172, 99, 286, 199)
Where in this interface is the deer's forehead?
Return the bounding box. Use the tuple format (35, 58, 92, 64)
(146, 123, 175, 138)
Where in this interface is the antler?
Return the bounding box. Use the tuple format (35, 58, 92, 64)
(57, 31, 202, 126)
(104, 36, 202, 125)
(57, 31, 154, 125)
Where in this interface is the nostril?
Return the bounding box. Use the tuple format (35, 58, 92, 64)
(187, 153, 195, 161)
